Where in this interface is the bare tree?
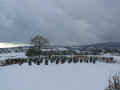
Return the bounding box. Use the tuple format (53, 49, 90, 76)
(26, 35, 49, 57)
(105, 73, 120, 90)
(31, 35, 49, 48)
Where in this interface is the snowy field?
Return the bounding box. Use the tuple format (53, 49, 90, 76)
(0, 63, 119, 90)
(0, 52, 120, 90)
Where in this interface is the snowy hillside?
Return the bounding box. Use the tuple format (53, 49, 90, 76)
(0, 42, 31, 48)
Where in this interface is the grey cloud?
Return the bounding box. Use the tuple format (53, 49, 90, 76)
(0, 0, 120, 45)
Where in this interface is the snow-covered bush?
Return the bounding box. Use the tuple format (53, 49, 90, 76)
(105, 73, 120, 90)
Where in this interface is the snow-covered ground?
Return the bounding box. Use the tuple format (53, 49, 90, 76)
(0, 63, 119, 90)
(103, 53, 120, 63)
(0, 52, 119, 90)
(0, 52, 27, 60)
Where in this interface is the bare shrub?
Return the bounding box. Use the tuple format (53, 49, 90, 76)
(105, 73, 120, 90)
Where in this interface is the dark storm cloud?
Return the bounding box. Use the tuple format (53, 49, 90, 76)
(0, 0, 120, 45)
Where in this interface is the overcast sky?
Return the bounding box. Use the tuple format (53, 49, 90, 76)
(0, 0, 120, 45)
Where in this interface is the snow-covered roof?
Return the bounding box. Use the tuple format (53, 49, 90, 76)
(57, 48, 68, 51)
